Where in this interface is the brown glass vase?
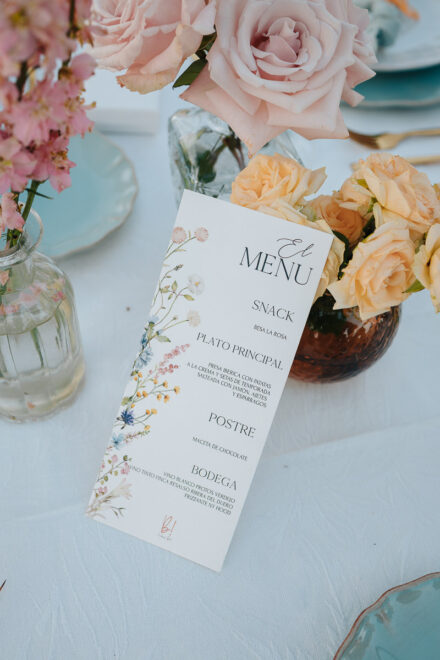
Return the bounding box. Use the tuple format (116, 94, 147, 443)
(290, 294, 401, 384)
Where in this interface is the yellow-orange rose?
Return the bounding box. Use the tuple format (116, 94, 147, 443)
(413, 223, 440, 312)
(257, 199, 345, 301)
(349, 153, 440, 239)
(306, 194, 366, 246)
(231, 154, 326, 211)
(328, 220, 415, 320)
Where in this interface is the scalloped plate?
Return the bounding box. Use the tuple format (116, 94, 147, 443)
(334, 573, 440, 660)
(356, 64, 440, 108)
(374, 0, 440, 72)
(34, 131, 138, 258)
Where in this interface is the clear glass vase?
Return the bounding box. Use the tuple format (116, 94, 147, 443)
(0, 211, 85, 421)
(168, 107, 303, 204)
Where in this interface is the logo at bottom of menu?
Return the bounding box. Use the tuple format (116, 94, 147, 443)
(159, 515, 177, 541)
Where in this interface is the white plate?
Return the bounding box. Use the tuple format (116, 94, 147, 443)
(374, 0, 440, 72)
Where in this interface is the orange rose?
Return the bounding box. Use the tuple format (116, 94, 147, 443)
(328, 220, 415, 320)
(306, 194, 366, 246)
(413, 223, 440, 312)
(231, 154, 326, 211)
(257, 199, 345, 301)
(345, 153, 440, 239)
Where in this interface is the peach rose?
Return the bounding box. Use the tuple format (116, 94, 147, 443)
(413, 223, 440, 312)
(91, 0, 216, 93)
(348, 153, 440, 239)
(257, 199, 345, 301)
(328, 220, 415, 320)
(231, 154, 326, 211)
(181, 0, 375, 154)
(306, 194, 366, 246)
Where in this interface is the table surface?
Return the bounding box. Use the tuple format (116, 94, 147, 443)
(1, 87, 440, 660)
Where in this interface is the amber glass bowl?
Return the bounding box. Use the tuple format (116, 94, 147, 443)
(290, 295, 401, 384)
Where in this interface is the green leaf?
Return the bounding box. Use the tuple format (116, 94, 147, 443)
(24, 188, 53, 200)
(362, 215, 376, 239)
(173, 58, 207, 88)
(198, 32, 216, 53)
(405, 279, 425, 294)
(121, 396, 131, 406)
(172, 280, 177, 292)
(156, 335, 171, 343)
(183, 294, 194, 301)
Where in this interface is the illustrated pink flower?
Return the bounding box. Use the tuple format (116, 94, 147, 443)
(0, 137, 35, 193)
(111, 454, 118, 463)
(121, 463, 130, 475)
(98, 486, 108, 496)
(0, 192, 24, 233)
(91, 0, 216, 93)
(182, 0, 376, 154)
(171, 226, 187, 244)
(195, 227, 209, 242)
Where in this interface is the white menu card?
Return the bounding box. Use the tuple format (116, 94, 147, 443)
(87, 191, 332, 571)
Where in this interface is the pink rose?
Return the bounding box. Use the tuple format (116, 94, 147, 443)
(182, 0, 375, 154)
(91, 0, 216, 93)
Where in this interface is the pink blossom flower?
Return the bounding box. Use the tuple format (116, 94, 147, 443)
(9, 80, 66, 145)
(98, 486, 108, 496)
(182, 0, 376, 154)
(121, 463, 130, 475)
(0, 1, 72, 76)
(0, 192, 24, 233)
(0, 137, 35, 193)
(195, 227, 209, 242)
(0, 271, 9, 287)
(91, 0, 216, 93)
(111, 454, 118, 463)
(171, 226, 187, 244)
(32, 135, 76, 192)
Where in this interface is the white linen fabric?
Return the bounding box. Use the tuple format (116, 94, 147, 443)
(1, 87, 439, 660)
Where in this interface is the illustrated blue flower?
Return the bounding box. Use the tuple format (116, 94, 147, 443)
(134, 345, 153, 370)
(112, 432, 126, 449)
(120, 408, 135, 426)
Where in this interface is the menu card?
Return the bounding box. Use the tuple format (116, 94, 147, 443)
(87, 191, 332, 571)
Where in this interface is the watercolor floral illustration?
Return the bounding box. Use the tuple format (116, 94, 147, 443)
(87, 226, 208, 519)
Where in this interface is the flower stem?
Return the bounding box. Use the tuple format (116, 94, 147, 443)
(22, 180, 40, 222)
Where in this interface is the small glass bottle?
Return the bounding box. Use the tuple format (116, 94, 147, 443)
(0, 210, 85, 421)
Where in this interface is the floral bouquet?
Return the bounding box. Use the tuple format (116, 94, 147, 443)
(230, 152, 439, 380)
(0, 0, 95, 257)
(91, 0, 377, 199)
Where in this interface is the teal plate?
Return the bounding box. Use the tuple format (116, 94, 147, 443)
(33, 131, 138, 258)
(334, 573, 440, 660)
(356, 65, 440, 109)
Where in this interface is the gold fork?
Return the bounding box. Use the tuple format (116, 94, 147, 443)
(351, 154, 440, 169)
(348, 128, 440, 150)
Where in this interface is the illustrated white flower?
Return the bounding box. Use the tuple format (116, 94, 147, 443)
(187, 310, 201, 327)
(111, 479, 132, 501)
(188, 274, 204, 295)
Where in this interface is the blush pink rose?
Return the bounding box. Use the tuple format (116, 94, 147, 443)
(182, 0, 376, 154)
(91, 0, 216, 93)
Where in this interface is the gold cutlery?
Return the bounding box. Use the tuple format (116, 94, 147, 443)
(348, 128, 440, 150)
(351, 154, 440, 169)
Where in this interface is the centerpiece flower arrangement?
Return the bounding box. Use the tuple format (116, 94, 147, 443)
(91, 0, 376, 199)
(0, 1, 96, 421)
(230, 152, 440, 381)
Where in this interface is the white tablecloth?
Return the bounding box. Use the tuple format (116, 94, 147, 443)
(1, 87, 440, 660)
